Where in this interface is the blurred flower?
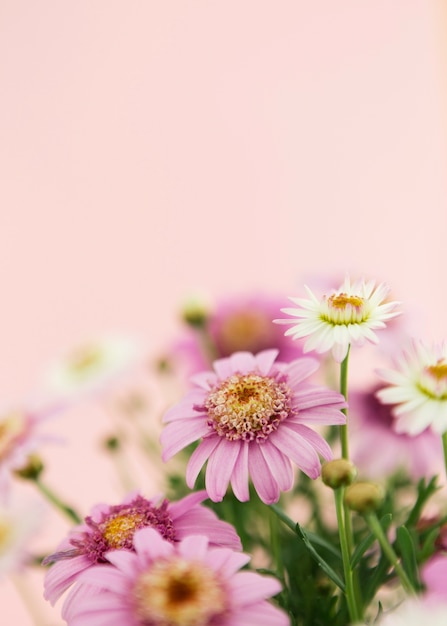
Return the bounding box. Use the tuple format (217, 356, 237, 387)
(274, 277, 400, 363)
(62, 528, 289, 626)
(421, 553, 447, 601)
(372, 597, 447, 626)
(43, 490, 241, 605)
(377, 340, 447, 435)
(348, 385, 443, 479)
(160, 349, 346, 504)
(0, 496, 45, 576)
(170, 292, 307, 377)
(0, 406, 56, 499)
(42, 336, 141, 401)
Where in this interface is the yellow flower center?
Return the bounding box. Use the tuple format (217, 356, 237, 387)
(0, 411, 27, 461)
(205, 373, 292, 442)
(0, 518, 13, 552)
(321, 292, 369, 325)
(67, 346, 103, 378)
(133, 558, 227, 626)
(420, 359, 447, 400)
(426, 360, 447, 381)
(328, 294, 364, 309)
(216, 311, 276, 355)
(102, 512, 146, 549)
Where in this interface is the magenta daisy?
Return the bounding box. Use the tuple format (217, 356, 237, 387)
(377, 340, 447, 435)
(160, 349, 346, 504)
(421, 553, 447, 602)
(274, 277, 400, 363)
(43, 490, 241, 605)
(62, 528, 289, 626)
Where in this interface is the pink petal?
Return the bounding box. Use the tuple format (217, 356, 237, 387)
(213, 356, 234, 379)
(259, 441, 294, 492)
(160, 418, 209, 461)
(284, 358, 319, 385)
(294, 405, 346, 425)
(178, 534, 209, 560)
(133, 527, 174, 561)
(44, 555, 91, 604)
(284, 423, 333, 460)
(189, 371, 217, 389)
(186, 437, 220, 488)
(228, 601, 290, 626)
(248, 444, 280, 504)
(254, 349, 279, 375)
(229, 571, 283, 605)
(168, 490, 208, 520)
(230, 351, 257, 373)
(271, 427, 321, 478)
(292, 387, 346, 410)
(205, 439, 240, 502)
(230, 442, 250, 501)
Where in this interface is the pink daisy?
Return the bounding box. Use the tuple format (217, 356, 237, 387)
(160, 349, 346, 504)
(169, 292, 307, 377)
(43, 490, 241, 605)
(62, 528, 289, 626)
(348, 385, 443, 479)
(421, 553, 447, 602)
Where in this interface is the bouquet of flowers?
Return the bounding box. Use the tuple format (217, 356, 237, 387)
(2, 275, 447, 626)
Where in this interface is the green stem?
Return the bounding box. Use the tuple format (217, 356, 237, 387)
(339, 346, 350, 460)
(364, 512, 417, 595)
(334, 488, 362, 623)
(269, 507, 284, 578)
(442, 432, 447, 480)
(33, 477, 81, 524)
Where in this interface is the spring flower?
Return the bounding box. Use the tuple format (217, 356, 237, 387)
(371, 597, 447, 626)
(421, 553, 447, 601)
(170, 292, 307, 377)
(43, 490, 241, 605)
(0, 405, 56, 499)
(0, 497, 46, 576)
(42, 335, 141, 400)
(274, 277, 400, 363)
(160, 349, 346, 504)
(348, 385, 443, 478)
(376, 340, 447, 435)
(62, 528, 289, 626)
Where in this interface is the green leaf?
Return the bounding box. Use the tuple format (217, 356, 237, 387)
(351, 514, 392, 569)
(395, 525, 420, 589)
(405, 476, 440, 528)
(295, 522, 346, 592)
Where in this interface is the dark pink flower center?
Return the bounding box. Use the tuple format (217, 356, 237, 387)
(70, 496, 176, 563)
(202, 372, 293, 443)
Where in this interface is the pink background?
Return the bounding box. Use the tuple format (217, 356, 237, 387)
(1, 1, 446, 623)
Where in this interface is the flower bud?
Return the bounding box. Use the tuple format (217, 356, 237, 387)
(14, 454, 44, 480)
(181, 298, 210, 329)
(344, 481, 385, 514)
(321, 459, 357, 489)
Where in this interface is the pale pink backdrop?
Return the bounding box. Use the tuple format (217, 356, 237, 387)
(1, 1, 446, 623)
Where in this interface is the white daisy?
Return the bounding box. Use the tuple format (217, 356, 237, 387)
(0, 497, 46, 576)
(377, 339, 447, 435)
(274, 277, 400, 363)
(43, 336, 141, 400)
(372, 598, 447, 626)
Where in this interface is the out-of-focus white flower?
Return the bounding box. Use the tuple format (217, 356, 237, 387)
(43, 336, 141, 400)
(0, 496, 46, 576)
(377, 340, 447, 435)
(369, 597, 447, 626)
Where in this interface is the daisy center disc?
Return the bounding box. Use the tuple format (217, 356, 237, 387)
(420, 360, 447, 399)
(133, 558, 227, 626)
(70, 497, 176, 563)
(322, 293, 369, 325)
(67, 346, 104, 378)
(205, 373, 292, 442)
